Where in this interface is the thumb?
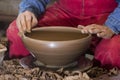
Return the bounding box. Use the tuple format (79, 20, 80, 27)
(77, 25, 84, 29)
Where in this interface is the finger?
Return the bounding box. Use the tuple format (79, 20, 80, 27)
(20, 14, 27, 32)
(25, 15, 32, 33)
(81, 29, 90, 34)
(88, 28, 102, 34)
(17, 19, 25, 37)
(97, 32, 106, 38)
(81, 25, 96, 34)
(31, 14, 38, 27)
(16, 17, 23, 33)
(86, 24, 103, 34)
(77, 25, 85, 29)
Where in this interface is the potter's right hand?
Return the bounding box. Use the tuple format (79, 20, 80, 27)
(16, 11, 38, 33)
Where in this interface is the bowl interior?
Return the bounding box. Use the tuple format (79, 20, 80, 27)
(25, 27, 89, 41)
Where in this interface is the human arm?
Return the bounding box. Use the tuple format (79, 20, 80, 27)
(17, 0, 50, 33)
(105, 0, 120, 34)
(78, 24, 114, 39)
(79, 0, 120, 39)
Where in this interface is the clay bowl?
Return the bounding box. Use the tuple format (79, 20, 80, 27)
(21, 26, 92, 68)
(0, 44, 7, 55)
(0, 44, 7, 63)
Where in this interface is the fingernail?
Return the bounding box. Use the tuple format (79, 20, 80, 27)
(97, 34, 100, 37)
(27, 30, 31, 33)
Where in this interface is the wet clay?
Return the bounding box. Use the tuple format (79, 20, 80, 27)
(26, 31, 88, 41)
(22, 27, 91, 67)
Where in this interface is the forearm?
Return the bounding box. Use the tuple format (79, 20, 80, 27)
(105, 2, 120, 34)
(19, 0, 50, 17)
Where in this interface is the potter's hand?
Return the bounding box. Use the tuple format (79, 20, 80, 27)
(16, 11, 38, 33)
(78, 24, 115, 39)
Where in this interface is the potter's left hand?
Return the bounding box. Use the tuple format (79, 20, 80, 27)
(78, 24, 115, 39)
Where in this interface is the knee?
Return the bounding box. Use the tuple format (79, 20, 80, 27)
(95, 52, 120, 69)
(94, 36, 120, 68)
(7, 20, 19, 38)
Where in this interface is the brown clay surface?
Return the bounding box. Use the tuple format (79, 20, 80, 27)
(22, 27, 92, 67)
(26, 30, 88, 41)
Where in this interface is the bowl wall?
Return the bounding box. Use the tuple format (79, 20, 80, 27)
(22, 27, 92, 67)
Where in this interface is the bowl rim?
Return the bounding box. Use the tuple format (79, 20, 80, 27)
(22, 26, 92, 43)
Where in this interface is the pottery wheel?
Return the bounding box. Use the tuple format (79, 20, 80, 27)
(34, 54, 93, 71)
(34, 60, 78, 69)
